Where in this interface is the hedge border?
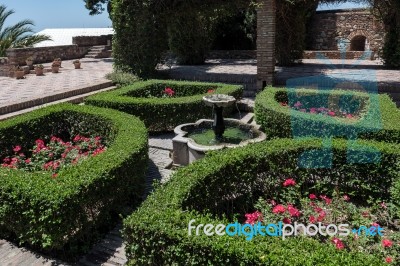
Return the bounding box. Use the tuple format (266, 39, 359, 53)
(254, 87, 400, 143)
(85, 79, 243, 132)
(123, 138, 400, 265)
(0, 103, 148, 257)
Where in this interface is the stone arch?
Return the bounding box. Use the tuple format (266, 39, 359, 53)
(346, 30, 374, 51)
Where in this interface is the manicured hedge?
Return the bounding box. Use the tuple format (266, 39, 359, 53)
(0, 104, 148, 257)
(254, 87, 400, 143)
(123, 138, 400, 265)
(85, 80, 243, 132)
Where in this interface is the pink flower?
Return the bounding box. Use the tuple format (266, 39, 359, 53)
(309, 215, 316, 223)
(320, 195, 332, 205)
(309, 194, 317, 200)
(52, 173, 58, 179)
(287, 205, 301, 217)
(332, 238, 345, 250)
(272, 204, 286, 214)
(245, 211, 262, 225)
(343, 195, 350, 201)
(371, 222, 379, 227)
(282, 217, 291, 224)
(13, 146, 21, 153)
(92, 147, 105, 156)
(381, 202, 387, 209)
(309, 108, 317, 114)
(25, 158, 31, 164)
(293, 101, 302, 108)
(283, 178, 296, 187)
(346, 114, 353, 119)
(299, 109, 306, 112)
(328, 111, 335, 117)
(73, 135, 82, 142)
(270, 199, 277, 206)
(386, 257, 393, 264)
(164, 87, 175, 97)
(382, 239, 393, 248)
(314, 207, 323, 213)
(317, 211, 326, 222)
(207, 89, 215, 94)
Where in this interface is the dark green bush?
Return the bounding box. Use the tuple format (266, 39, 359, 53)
(0, 103, 148, 258)
(123, 138, 400, 265)
(85, 80, 243, 132)
(255, 87, 400, 143)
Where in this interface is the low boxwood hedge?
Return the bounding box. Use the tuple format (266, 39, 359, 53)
(254, 87, 400, 143)
(85, 80, 243, 132)
(0, 104, 148, 258)
(123, 138, 400, 265)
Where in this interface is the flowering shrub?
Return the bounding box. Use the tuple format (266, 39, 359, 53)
(1, 135, 106, 177)
(280, 100, 358, 119)
(246, 177, 400, 264)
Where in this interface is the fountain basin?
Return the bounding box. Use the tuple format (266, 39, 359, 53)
(172, 119, 266, 166)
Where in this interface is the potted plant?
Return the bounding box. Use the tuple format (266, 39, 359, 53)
(26, 57, 34, 67)
(13, 65, 25, 79)
(51, 62, 60, 73)
(73, 59, 81, 69)
(35, 64, 44, 76)
(54, 58, 62, 67)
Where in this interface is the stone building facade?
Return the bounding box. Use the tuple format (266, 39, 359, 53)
(308, 9, 385, 53)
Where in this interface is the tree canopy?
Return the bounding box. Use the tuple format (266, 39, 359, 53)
(0, 5, 52, 57)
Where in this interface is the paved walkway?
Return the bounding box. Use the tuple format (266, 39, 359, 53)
(0, 58, 113, 115)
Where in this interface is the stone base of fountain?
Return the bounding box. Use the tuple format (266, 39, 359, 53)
(172, 119, 266, 166)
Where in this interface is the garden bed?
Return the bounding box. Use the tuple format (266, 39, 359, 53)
(254, 88, 400, 143)
(123, 138, 400, 265)
(0, 103, 148, 259)
(85, 80, 243, 132)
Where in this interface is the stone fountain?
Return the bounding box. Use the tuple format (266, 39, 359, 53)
(172, 94, 266, 166)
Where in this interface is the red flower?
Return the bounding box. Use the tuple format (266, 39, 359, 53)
(272, 204, 286, 214)
(317, 211, 326, 222)
(386, 257, 393, 264)
(309, 194, 317, 200)
(309, 215, 316, 223)
(283, 178, 296, 187)
(320, 195, 332, 205)
(280, 102, 288, 106)
(314, 207, 323, 213)
(207, 89, 215, 94)
(52, 173, 58, 179)
(287, 205, 301, 217)
(362, 211, 370, 218)
(371, 222, 379, 227)
(343, 195, 350, 201)
(382, 239, 393, 248)
(25, 158, 31, 164)
(328, 111, 335, 117)
(13, 146, 21, 153)
(244, 211, 262, 225)
(332, 238, 345, 250)
(73, 135, 82, 142)
(282, 217, 291, 224)
(164, 87, 175, 97)
(346, 114, 353, 119)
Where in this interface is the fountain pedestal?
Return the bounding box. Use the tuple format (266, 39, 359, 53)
(213, 106, 225, 140)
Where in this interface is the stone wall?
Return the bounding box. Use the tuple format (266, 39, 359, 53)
(72, 35, 113, 47)
(303, 50, 375, 60)
(308, 9, 385, 53)
(0, 58, 10, 76)
(5, 45, 89, 66)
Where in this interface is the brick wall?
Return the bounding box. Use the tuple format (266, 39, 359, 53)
(72, 35, 113, 47)
(308, 9, 384, 52)
(5, 45, 89, 66)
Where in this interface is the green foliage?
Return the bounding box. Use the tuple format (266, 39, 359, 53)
(254, 87, 400, 143)
(0, 103, 148, 259)
(105, 71, 139, 87)
(85, 80, 243, 132)
(123, 138, 399, 265)
(0, 5, 52, 57)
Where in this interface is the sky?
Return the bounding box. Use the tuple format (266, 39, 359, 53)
(1, 0, 368, 33)
(1, 0, 112, 32)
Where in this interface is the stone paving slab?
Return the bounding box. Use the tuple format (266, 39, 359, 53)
(0, 58, 113, 115)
